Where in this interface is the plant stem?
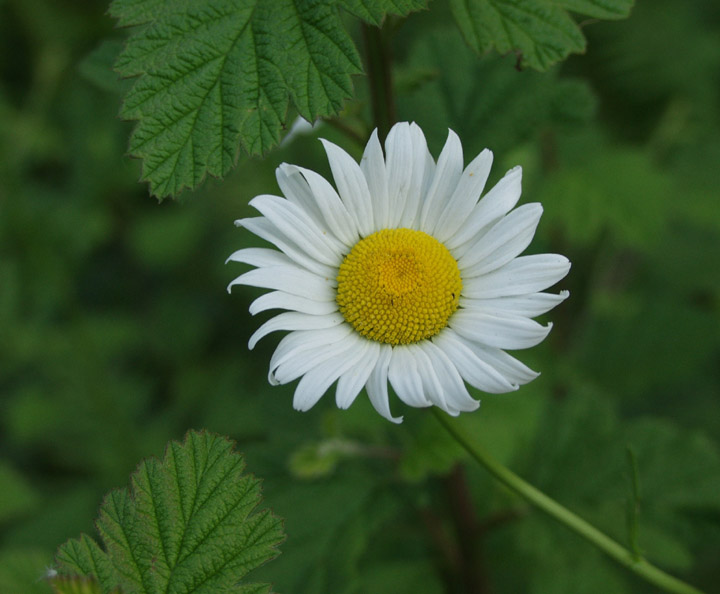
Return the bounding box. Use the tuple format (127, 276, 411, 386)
(362, 22, 396, 140)
(432, 409, 706, 594)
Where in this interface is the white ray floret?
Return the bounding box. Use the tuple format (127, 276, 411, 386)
(228, 122, 570, 422)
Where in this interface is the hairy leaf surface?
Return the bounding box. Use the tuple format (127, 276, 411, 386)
(55, 431, 284, 594)
(111, 0, 427, 198)
(449, 0, 633, 70)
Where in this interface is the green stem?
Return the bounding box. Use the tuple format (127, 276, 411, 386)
(432, 409, 705, 594)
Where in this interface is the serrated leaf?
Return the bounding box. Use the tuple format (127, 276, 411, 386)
(339, 0, 427, 25)
(110, 0, 367, 198)
(55, 534, 117, 591)
(449, 0, 633, 71)
(55, 430, 284, 594)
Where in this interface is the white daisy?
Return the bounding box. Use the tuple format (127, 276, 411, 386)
(228, 122, 570, 423)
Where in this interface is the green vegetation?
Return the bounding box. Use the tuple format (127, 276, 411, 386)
(1, 0, 719, 592)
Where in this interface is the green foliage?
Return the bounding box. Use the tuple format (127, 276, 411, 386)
(397, 28, 596, 157)
(110, 0, 427, 198)
(110, 0, 356, 197)
(538, 143, 671, 248)
(449, 0, 633, 70)
(288, 438, 365, 478)
(0, 462, 40, 524)
(486, 388, 720, 593)
(54, 431, 284, 594)
(341, 0, 428, 25)
(2, 0, 720, 592)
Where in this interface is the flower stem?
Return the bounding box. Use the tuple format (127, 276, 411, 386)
(432, 409, 706, 594)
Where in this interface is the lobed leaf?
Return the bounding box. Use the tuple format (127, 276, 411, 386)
(55, 430, 284, 594)
(449, 0, 633, 71)
(110, 0, 422, 198)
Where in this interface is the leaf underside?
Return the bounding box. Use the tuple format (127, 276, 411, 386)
(110, 0, 426, 198)
(54, 430, 284, 594)
(449, 0, 633, 71)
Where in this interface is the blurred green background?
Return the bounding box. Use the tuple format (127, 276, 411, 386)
(1, 0, 719, 592)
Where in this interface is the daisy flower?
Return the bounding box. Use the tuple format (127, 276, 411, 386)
(228, 122, 570, 423)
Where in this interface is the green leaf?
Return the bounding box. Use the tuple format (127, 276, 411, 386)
(55, 534, 117, 591)
(523, 387, 720, 579)
(251, 469, 399, 594)
(339, 0, 427, 25)
(559, 0, 633, 19)
(110, 0, 367, 198)
(55, 430, 284, 594)
(538, 146, 671, 249)
(449, 0, 633, 71)
(397, 28, 596, 157)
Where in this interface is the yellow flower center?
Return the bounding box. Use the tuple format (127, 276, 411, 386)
(336, 228, 462, 345)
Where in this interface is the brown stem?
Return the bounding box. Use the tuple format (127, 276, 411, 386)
(362, 22, 396, 140)
(446, 465, 491, 594)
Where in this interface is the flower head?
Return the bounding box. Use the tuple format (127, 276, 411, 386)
(228, 122, 570, 422)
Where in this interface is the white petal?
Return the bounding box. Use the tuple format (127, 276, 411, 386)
(399, 123, 434, 228)
(419, 129, 463, 234)
(275, 339, 353, 387)
(432, 329, 516, 393)
(284, 165, 359, 247)
(361, 129, 390, 230)
(460, 341, 539, 385)
(249, 291, 339, 316)
(460, 291, 570, 318)
(398, 343, 452, 413)
(419, 341, 480, 413)
(248, 194, 345, 263)
(292, 341, 368, 412)
(336, 337, 380, 409)
(236, 217, 340, 276)
(435, 149, 493, 243)
(228, 266, 336, 301)
(447, 166, 522, 254)
(269, 325, 354, 385)
(248, 312, 345, 349)
(458, 203, 543, 278)
(388, 346, 432, 408)
(366, 344, 402, 423)
(385, 122, 415, 228)
(320, 139, 374, 237)
(225, 247, 293, 268)
(276, 163, 327, 230)
(449, 310, 553, 350)
(462, 254, 571, 298)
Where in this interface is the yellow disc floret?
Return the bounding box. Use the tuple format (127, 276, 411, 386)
(336, 228, 462, 345)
